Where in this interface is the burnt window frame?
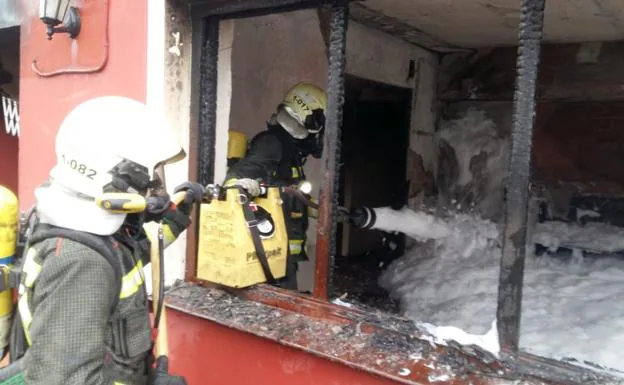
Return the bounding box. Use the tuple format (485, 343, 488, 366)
(495, 0, 545, 355)
(184, 0, 347, 298)
(181, 0, 624, 383)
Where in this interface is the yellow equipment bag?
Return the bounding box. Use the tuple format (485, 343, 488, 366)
(196, 187, 288, 288)
(227, 131, 247, 168)
(0, 186, 17, 355)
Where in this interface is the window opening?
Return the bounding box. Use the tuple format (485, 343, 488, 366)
(185, 0, 624, 381)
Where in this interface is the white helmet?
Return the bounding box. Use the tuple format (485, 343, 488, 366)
(35, 96, 185, 235)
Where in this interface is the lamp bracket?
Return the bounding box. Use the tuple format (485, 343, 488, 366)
(46, 6, 81, 40)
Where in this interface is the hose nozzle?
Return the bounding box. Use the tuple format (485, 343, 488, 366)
(349, 207, 376, 230)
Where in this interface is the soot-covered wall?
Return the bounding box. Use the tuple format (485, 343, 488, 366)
(437, 42, 624, 220)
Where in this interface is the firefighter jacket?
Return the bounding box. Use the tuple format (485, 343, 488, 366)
(16, 225, 153, 385)
(225, 125, 310, 262)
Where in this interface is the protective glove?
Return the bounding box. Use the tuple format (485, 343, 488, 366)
(173, 181, 205, 215)
(144, 182, 203, 236)
(227, 178, 261, 197)
(159, 205, 192, 238)
(151, 356, 187, 385)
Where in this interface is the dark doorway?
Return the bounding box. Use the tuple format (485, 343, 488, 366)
(337, 75, 412, 258)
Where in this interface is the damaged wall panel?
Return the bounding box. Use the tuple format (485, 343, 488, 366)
(437, 41, 624, 211)
(439, 100, 624, 221)
(344, 22, 439, 204)
(439, 42, 624, 102)
(532, 101, 624, 195)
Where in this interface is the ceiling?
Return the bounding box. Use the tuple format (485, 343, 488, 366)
(354, 0, 624, 49)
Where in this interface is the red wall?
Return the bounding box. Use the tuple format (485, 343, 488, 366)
(18, 0, 148, 210)
(167, 308, 398, 385)
(0, 120, 18, 194)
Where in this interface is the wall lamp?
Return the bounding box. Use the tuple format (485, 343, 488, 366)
(39, 0, 81, 40)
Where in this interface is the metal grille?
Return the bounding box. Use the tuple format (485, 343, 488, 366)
(1, 94, 19, 137)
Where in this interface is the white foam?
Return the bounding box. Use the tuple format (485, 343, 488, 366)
(374, 206, 624, 373)
(534, 220, 624, 254)
(421, 320, 500, 358)
(371, 207, 452, 242)
(436, 108, 509, 222)
(332, 298, 354, 308)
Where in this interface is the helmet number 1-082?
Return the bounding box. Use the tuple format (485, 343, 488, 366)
(61, 155, 98, 180)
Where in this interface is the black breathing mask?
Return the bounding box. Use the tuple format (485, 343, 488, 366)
(298, 109, 325, 159)
(104, 159, 153, 195)
(296, 133, 323, 159)
(104, 159, 169, 220)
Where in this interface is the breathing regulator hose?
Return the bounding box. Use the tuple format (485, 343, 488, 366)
(150, 190, 189, 359)
(153, 224, 166, 331)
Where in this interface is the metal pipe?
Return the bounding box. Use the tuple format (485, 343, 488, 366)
(313, 0, 348, 301)
(496, 0, 545, 354)
(198, 18, 219, 186)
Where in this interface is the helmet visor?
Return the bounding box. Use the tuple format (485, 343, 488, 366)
(275, 107, 309, 139)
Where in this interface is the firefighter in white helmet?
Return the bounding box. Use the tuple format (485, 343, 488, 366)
(225, 82, 327, 290)
(7, 96, 201, 385)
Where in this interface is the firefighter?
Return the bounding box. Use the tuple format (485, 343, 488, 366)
(9, 96, 200, 385)
(225, 82, 327, 290)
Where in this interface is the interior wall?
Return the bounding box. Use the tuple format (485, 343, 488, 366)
(532, 102, 624, 192)
(214, 21, 235, 185)
(345, 23, 439, 206)
(228, 10, 327, 291)
(227, 9, 438, 291)
(438, 41, 624, 220)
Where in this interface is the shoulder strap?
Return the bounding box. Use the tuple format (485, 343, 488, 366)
(240, 199, 276, 284)
(9, 224, 124, 363)
(28, 224, 123, 310)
